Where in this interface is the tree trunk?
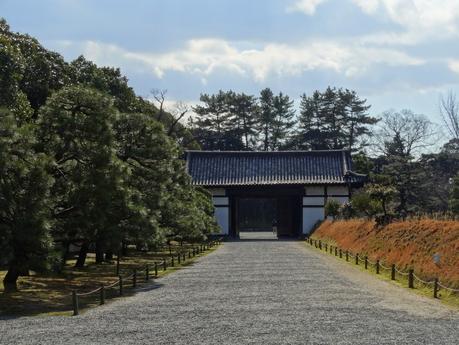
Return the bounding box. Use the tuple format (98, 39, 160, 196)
(105, 251, 113, 261)
(121, 241, 128, 256)
(95, 240, 104, 264)
(4, 264, 20, 292)
(59, 241, 70, 272)
(75, 242, 89, 268)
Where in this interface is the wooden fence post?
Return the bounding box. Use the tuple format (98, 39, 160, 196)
(325, 243, 328, 252)
(154, 262, 158, 277)
(100, 284, 105, 305)
(146, 265, 149, 281)
(335, 247, 338, 256)
(408, 269, 414, 288)
(72, 290, 79, 316)
(346, 251, 349, 262)
(376, 260, 380, 274)
(188, 251, 191, 259)
(133, 269, 137, 287)
(364, 256, 368, 269)
(163, 258, 167, 271)
(119, 276, 123, 296)
(319, 240, 322, 250)
(433, 278, 439, 298)
(171, 257, 175, 267)
(183, 253, 186, 262)
(339, 249, 342, 258)
(355, 253, 359, 265)
(178, 253, 181, 264)
(391, 264, 395, 280)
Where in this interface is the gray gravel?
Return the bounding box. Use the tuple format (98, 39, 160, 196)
(1, 237, 458, 345)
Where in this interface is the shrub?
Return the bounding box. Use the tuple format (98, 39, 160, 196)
(325, 199, 341, 219)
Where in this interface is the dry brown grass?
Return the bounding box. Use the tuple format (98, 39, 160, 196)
(0, 243, 216, 317)
(312, 219, 459, 289)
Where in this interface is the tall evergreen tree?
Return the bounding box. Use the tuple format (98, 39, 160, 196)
(291, 87, 376, 151)
(192, 90, 244, 150)
(0, 108, 54, 292)
(272, 92, 295, 150)
(38, 86, 130, 266)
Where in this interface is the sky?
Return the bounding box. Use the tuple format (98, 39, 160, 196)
(2, 0, 459, 125)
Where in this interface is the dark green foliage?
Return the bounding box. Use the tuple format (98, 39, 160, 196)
(449, 172, 459, 215)
(0, 108, 54, 291)
(290, 87, 376, 151)
(38, 86, 130, 265)
(324, 199, 341, 219)
(257, 88, 295, 151)
(0, 19, 217, 289)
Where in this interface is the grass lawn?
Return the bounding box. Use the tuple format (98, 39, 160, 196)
(0, 243, 220, 317)
(306, 239, 459, 309)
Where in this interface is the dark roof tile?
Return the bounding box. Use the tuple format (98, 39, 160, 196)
(186, 150, 366, 186)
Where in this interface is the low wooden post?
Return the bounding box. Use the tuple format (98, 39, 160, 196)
(183, 253, 186, 261)
(376, 260, 380, 274)
(364, 256, 368, 269)
(330, 245, 333, 254)
(319, 240, 322, 250)
(119, 276, 123, 296)
(355, 253, 359, 265)
(391, 264, 396, 280)
(145, 265, 149, 281)
(339, 249, 342, 258)
(188, 251, 191, 259)
(178, 254, 181, 264)
(100, 284, 105, 305)
(163, 258, 167, 271)
(133, 269, 137, 287)
(335, 247, 338, 256)
(325, 243, 328, 252)
(346, 251, 349, 262)
(72, 290, 79, 316)
(154, 262, 158, 277)
(408, 269, 414, 288)
(171, 257, 175, 267)
(433, 278, 439, 298)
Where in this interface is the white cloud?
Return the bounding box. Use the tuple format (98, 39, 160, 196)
(448, 60, 459, 75)
(286, 0, 328, 15)
(71, 38, 424, 83)
(352, 0, 459, 45)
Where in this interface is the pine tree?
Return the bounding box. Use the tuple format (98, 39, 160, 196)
(291, 87, 375, 151)
(258, 88, 275, 151)
(272, 92, 295, 150)
(0, 108, 54, 292)
(38, 86, 130, 266)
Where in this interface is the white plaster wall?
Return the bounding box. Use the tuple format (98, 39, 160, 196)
(212, 197, 229, 206)
(303, 196, 325, 206)
(214, 207, 229, 235)
(208, 188, 226, 196)
(328, 196, 349, 204)
(302, 207, 324, 234)
(328, 186, 349, 195)
(305, 186, 325, 195)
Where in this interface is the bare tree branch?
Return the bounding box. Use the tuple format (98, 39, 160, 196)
(439, 91, 459, 139)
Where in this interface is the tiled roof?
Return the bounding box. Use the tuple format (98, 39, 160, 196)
(186, 150, 366, 186)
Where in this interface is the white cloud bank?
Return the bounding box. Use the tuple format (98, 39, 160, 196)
(72, 38, 424, 83)
(286, 0, 329, 15)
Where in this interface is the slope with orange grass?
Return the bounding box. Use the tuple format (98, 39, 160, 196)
(312, 219, 459, 288)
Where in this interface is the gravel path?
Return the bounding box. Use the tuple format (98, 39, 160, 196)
(1, 238, 458, 345)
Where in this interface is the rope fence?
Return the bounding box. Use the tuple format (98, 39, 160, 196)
(306, 237, 459, 300)
(71, 238, 223, 316)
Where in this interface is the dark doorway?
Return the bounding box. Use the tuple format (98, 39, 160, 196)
(237, 198, 276, 232)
